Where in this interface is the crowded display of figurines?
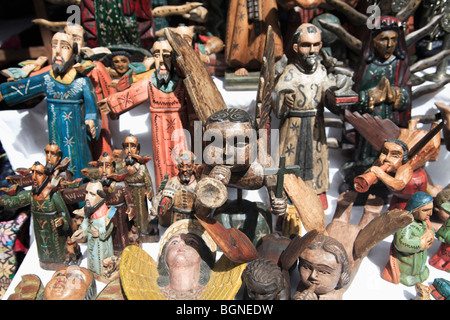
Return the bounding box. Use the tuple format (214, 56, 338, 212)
(0, 0, 449, 300)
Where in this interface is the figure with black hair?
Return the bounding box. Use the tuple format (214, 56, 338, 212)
(83, 152, 136, 255)
(0, 31, 101, 180)
(350, 16, 412, 168)
(0, 161, 81, 270)
(71, 180, 115, 280)
(99, 38, 194, 189)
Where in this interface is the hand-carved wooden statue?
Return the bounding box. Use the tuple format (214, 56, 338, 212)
(118, 134, 155, 241)
(292, 191, 413, 299)
(225, 0, 284, 76)
(98, 37, 193, 189)
(7, 143, 73, 188)
(381, 191, 435, 286)
(119, 219, 247, 300)
(0, 30, 101, 179)
(198, 108, 287, 218)
(157, 150, 197, 228)
(274, 23, 353, 208)
(346, 111, 441, 208)
(347, 16, 412, 174)
(85, 152, 136, 254)
(430, 202, 450, 272)
(71, 181, 115, 282)
(0, 161, 81, 270)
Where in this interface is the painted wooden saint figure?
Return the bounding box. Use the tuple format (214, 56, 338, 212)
(71, 181, 115, 280)
(0, 161, 81, 270)
(382, 192, 435, 286)
(274, 23, 347, 206)
(99, 38, 192, 189)
(351, 16, 411, 165)
(157, 151, 197, 228)
(0, 31, 101, 180)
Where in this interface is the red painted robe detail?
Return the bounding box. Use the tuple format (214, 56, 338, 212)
(106, 72, 189, 188)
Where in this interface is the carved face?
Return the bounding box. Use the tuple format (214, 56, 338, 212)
(31, 163, 48, 195)
(51, 32, 74, 68)
(84, 182, 104, 209)
(293, 24, 322, 70)
(203, 121, 255, 172)
(373, 30, 398, 62)
(165, 234, 203, 269)
(44, 265, 93, 300)
(152, 40, 173, 83)
(64, 24, 84, 49)
(98, 154, 115, 186)
(45, 144, 62, 168)
(112, 55, 131, 75)
(412, 202, 433, 222)
(378, 141, 405, 173)
(299, 248, 343, 295)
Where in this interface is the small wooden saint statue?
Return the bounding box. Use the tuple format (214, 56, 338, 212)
(429, 202, 450, 272)
(0, 161, 81, 270)
(119, 134, 155, 241)
(0, 30, 102, 180)
(71, 181, 116, 282)
(381, 191, 435, 286)
(274, 23, 355, 208)
(98, 37, 193, 189)
(85, 152, 136, 255)
(156, 150, 197, 228)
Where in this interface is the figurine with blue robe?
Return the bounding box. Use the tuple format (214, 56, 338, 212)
(72, 181, 116, 281)
(0, 31, 101, 179)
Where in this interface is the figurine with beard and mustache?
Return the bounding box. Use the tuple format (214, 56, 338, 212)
(0, 161, 81, 270)
(7, 143, 73, 189)
(118, 134, 157, 242)
(98, 38, 195, 189)
(86, 152, 137, 255)
(274, 23, 350, 212)
(71, 181, 116, 281)
(156, 151, 197, 228)
(0, 31, 101, 180)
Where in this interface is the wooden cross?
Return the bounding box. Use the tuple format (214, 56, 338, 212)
(264, 155, 300, 198)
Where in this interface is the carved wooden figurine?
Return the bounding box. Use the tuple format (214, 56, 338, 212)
(71, 181, 116, 282)
(0, 30, 101, 179)
(85, 152, 136, 255)
(274, 23, 355, 209)
(381, 191, 435, 286)
(346, 111, 441, 208)
(429, 202, 450, 272)
(118, 134, 155, 241)
(198, 108, 287, 223)
(98, 38, 192, 189)
(225, 0, 284, 77)
(119, 219, 247, 300)
(156, 151, 197, 228)
(0, 161, 81, 270)
(292, 191, 413, 299)
(349, 16, 412, 172)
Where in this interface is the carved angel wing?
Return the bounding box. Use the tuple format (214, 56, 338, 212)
(199, 254, 246, 300)
(255, 25, 276, 132)
(164, 28, 227, 125)
(119, 245, 165, 300)
(344, 110, 401, 151)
